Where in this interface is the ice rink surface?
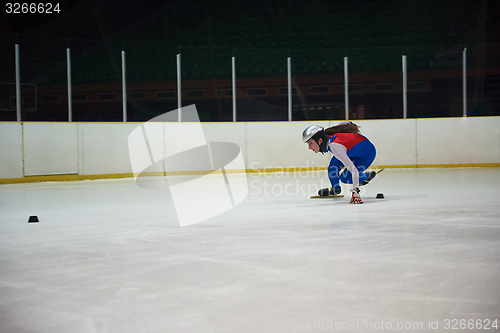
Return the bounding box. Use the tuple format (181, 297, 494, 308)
(1, 168, 499, 333)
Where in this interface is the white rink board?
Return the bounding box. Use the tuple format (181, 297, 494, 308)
(202, 122, 247, 170)
(0, 117, 499, 180)
(356, 119, 417, 167)
(23, 122, 78, 176)
(246, 121, 332, 170)
(0, 122, 23, 178)
(79, 123, 138, 175)
(416, 117, 500, 165)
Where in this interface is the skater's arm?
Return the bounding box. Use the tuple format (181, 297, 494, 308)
(329, 142, 359, 188)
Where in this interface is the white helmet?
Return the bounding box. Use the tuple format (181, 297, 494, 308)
(302, 125, 324, 143)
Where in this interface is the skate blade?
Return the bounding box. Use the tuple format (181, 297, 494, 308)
(310, 195, 344, 199)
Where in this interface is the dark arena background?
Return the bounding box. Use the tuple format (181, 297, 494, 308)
(1, 0, 499, 122)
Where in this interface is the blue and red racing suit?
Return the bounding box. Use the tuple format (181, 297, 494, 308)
(327, 133, 376, 190)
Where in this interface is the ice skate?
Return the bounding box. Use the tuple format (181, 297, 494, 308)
(360, 169, 384, 186)
(310, 187, 343, 199)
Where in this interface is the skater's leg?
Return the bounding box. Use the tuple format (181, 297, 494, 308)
(347, 140, 376, 183)
(339, 167, 353, 184)
(328, 156, 343, 191)
(338, 164, 371, 184)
